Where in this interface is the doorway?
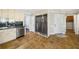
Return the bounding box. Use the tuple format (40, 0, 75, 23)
(66, 16, 75, 34)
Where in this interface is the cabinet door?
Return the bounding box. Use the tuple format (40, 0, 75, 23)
(54, 14, 66, 34)
(0, 28, 16, 44)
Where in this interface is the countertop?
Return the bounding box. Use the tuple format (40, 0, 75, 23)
(0, 26, 24, 30)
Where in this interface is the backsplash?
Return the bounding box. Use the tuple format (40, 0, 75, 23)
(0, 18, 23, 28)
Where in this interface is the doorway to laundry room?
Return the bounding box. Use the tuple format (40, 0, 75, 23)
(66, 16, 75, 34)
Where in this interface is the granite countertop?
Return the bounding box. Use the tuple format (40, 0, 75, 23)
(0, 26, 24, 30)
(0, 27, 15, 30)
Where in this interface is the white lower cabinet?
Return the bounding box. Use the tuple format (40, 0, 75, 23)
(0, 28, 16, 44)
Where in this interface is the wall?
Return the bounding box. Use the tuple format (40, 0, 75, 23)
(24, 15, 35, 31)
(71, 14, 79, 34)
(32, 10, 48, 15)
(29, 15, 35, 32)
(67, 14, 79, 34)
(76, 14, 79, 34)
(24, 15, 31, 28)
(48, 12, 55, 36)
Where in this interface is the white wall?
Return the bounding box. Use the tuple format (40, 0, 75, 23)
(48, 12, 55, 36)
(24, 15, 35, 34)
(24, 15, 31, 29)
(76, 14, 79, 34)
(29, 15, 35, 32)
(70, 14, 79, 34)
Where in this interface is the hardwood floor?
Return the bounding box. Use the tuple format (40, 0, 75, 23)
(0, 29, 79, 49)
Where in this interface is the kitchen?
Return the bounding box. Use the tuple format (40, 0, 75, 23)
(0, 10, 25, 44)
(0, 9, 79, 49)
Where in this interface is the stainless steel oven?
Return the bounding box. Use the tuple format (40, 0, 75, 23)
(16, 27, 24, 38)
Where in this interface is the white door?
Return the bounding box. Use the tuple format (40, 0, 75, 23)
(54, 14, 66, 34)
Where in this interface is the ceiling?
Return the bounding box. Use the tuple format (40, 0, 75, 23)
(49, 9, 79, 13)
(16, 9, 48, 15)
(16, 9, 79, 15)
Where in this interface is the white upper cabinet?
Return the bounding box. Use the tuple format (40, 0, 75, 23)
(0, 9, 24, 21)
(14, 12, 24, 21)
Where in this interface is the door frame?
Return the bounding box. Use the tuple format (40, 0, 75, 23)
(65, 14, 77, 34)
